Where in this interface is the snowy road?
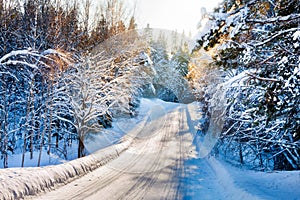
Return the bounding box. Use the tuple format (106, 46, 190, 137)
(31, 99, 199, 200)
(27, 99, 300, 200)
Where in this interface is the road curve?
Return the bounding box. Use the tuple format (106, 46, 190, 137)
(31, 100, 199, 200)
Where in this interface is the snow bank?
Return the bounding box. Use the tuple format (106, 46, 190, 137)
(207, 157, 300, 200)
(0, 99, 155, 200)
(0, 98, 155, 200)
(0, 138, 131, 200)
(207, 157, 261, 200)
(0, 99, 153, 200)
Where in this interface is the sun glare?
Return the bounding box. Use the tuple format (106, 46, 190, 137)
(134, 0, 222, 36)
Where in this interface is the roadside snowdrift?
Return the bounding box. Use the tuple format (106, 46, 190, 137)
(0, 98, 152, 200)
(0, 108, 151, 200)
(0, 140, 131, 200)
(182, 155, 300, 200)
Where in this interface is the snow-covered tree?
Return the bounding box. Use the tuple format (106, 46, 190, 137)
(194, 0, 300, 170)
(0, 0, 142, 167)
(145, 30, 195, 103)
(0, 49, 73, 167)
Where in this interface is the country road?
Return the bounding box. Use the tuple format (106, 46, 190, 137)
(31, 99, 200, 200)
(21, 99, 299, 200)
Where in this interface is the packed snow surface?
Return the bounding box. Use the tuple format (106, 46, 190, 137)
(0, 99, 299, 200)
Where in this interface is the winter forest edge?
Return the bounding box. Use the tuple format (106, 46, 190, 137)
(0, 0, 299, 172)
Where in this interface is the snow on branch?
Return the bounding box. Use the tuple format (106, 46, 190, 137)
(0, 49, 74, 73)
(0, 49, 41, 63)
(3, 60, 39, 69)
(245, 72, 280, 82)
(246, 14, 300, 24)
(253, 28, 299, 47)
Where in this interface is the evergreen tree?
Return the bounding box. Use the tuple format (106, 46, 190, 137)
(194, 0, 300, 170)
(128, 16, 136, 30)
(0, 0, 141, 167)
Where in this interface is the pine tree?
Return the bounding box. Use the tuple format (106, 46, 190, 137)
(194, 0, 300, 170)
(128, 16, 136, 30)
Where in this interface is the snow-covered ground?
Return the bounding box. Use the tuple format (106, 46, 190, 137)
(181, 156, 300, 200)
(0, 98, 157, 168)
(0, 98, 180, 199)
(0, 150, 78, 168)
(182, 97, 300, 200)
(0, 98, 299, 200)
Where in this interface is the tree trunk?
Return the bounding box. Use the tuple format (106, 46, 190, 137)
(47, 81, 53, 156)
(3, 81, 8, 168)
(78, 132, 85, 158)
(30, 78, 35, 160)
(12, 81, 17, 151)
(38, 112, 47, 167)
(30, 129, 34, 159)
(56, 134, 59, 148)
(22, 78, 34, 167)
(239, 140, 244, 164)
(38, 81, 46, 167)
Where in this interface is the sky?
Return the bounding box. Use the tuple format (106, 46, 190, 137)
(133, 0, 223, 37)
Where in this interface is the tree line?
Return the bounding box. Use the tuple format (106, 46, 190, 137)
(0, 0, 136, 56)
(0, 0, 194, 168)
(192, 0, 299, 170)
(0, 0, 142, 168)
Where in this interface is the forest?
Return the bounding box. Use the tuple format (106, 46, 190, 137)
(0, 0, 191, 168)
(191, 0, 299, 170)
(0, 0, 299, 171)
(0, 0, 146, 168)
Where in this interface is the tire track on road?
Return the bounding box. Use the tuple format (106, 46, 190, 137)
(118, 112, 176, 200)
(32, 101, 196, 200)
